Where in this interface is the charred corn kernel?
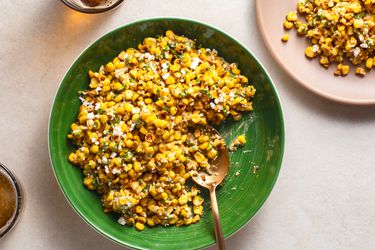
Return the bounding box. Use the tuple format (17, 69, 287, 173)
(147, 218, 155, 226)
(193, 205, 203, 215)
(199, 142, 209, 150)
(341, 65, 350, 75)
(139, 127, 148, 135)
(283, 21, 294, 30)
(168, 215, 179, 224)
(170, 64, 180, 72)
(237, 135, 246, 144)
(112, 81, 123, 91)
(133, 162, 142, 172)
(166, 76, 176, 85)
(155, 99, 164, 107)
(355, 67, 366, 76)
(281, 34, 289, 42)
(123, 103, 134, 112)
(161, 192, 168, 200)
(128, 169, 136, 178)
(194, 152, 206, 163)
(135, 222, 145, 231)
(68, 31, 256, 231)
(105, 62, 115, 72)
(305, 46, 315, 58)
(102, 85, 111, 92)
(354, 19, 364, 29)
(83, 177, 94, 186)
(135, 206, 143, 214)
(183, 173, 190, 179)
(68, 153, 77, 163)
(193, 196, 203, 206)
(78, 115, 87, 124)
(284, 1, 374, 77)
(207, 149, 218, 159)
(90, 145, 99, 154)
(170, 106, 177, 116)
(178, 195, 188, 205)
(366, 58, 373, 69)
(124, 90, 134, 100)
(286, 11, 298, 22)
(198, 135, 209, 143)
(191, 113, 201, 124)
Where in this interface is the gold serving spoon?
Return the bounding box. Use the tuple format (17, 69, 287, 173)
(191, 127, 229, 250)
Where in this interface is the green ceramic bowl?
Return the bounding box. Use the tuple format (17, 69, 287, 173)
(49, 17, 284, 250)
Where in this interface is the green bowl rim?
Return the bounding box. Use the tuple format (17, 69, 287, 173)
(48, 16, 285, 250)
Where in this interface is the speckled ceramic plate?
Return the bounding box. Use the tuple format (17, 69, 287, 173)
(49, 17, 284, 250)
(256, 0, 375, 105)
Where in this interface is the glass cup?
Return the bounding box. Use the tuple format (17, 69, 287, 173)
(61, 0, 125, 14)
(0, 163, 23, 238)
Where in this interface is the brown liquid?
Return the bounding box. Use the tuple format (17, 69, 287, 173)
(0, 170, 17, 229)
(81, 0, 114, 7)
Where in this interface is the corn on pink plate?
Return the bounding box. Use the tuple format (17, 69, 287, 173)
(256, 0, 375, 105)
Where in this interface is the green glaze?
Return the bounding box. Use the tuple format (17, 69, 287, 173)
(49, 17, 284, 250)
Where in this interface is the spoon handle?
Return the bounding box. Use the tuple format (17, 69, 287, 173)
(210, 187, 226, 250)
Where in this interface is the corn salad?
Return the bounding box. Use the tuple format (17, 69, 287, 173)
(283, 0, 375, 76)
(67, 31, 255, 230)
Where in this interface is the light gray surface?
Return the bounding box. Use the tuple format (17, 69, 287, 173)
(0, 0, 374, 249)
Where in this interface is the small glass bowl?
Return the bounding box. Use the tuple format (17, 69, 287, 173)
(61, 0, 125, 14)
(0, 163, 23, 238)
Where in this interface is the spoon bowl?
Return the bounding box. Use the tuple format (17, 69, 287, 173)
(191, 126, 230, 250)
(192, 129, 230, 190)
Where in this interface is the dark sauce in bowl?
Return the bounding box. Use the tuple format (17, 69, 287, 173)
(0, 163, 22, 238)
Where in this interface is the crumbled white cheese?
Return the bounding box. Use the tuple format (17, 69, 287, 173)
(149, 62, 158, 74)
(110, 152, 117, 158)
(190, 58, 200, 69)
(132, 107, 140, 114)
(118, 217, 126, 225)
(95, 86, 102, 93)
(79, 97, 94, 109)
(87, 119, 94, 127)
(112, 168, 122, 175)
(353, 47, 361, 57)
(113, 126, 123, 137)
(214, 92, 226, 104)
(102, 156, 108, 164)
(115, 68, 127, 78)
(312, 45, 319, 53)
(129, 122, 136, 131)
(162, 73, 170, 79)
(104, 165, 110, 174)
(144, 53, 155, 60)
(87, 112, 95, 120)
(95, 103, 101, 111)
(161, 62, 169, 70)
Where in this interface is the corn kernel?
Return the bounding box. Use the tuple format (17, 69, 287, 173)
(281, 34, 289, 42)
(305, 46, 315, 58)
(135, 222, 145, 231)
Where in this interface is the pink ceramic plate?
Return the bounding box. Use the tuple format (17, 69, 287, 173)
(256, 0, 375, 105)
